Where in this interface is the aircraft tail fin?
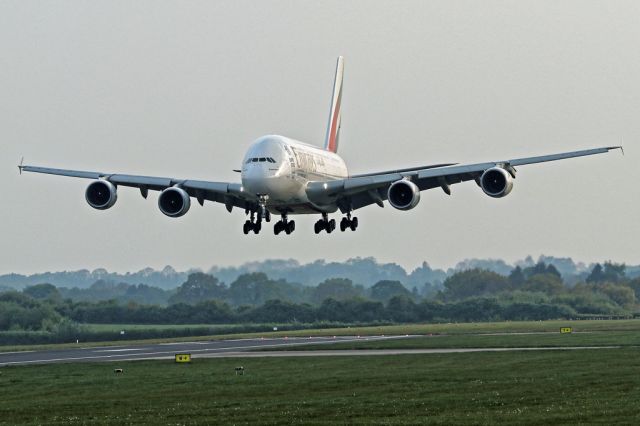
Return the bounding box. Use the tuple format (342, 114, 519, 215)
(324, 56, 344, 153)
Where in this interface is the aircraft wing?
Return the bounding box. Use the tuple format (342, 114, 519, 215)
(306, 146, 622, 212)
(18, 165, 255, 211)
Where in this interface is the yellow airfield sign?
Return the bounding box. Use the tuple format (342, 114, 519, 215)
(175, 353, 192, 363)
(560, 327, 573, 334)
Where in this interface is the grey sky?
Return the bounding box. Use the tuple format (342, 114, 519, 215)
(1, 1, 638, 275)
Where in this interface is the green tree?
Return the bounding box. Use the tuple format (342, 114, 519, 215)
(311, 278, 363, 304)
(23, 283, 61, 302)
(168, 273, 226, 305)
(228, 273, 300, 306)
(522, 274, 564, 295)
(370, 280, 412, 302)
(587, 262, 626, 284)
(508, 266, 526, 287)
(441, 269, 509, 301)
(386, 295, 418, 322)
(523, 262, 561, 279)
(598, 283, 635, 309)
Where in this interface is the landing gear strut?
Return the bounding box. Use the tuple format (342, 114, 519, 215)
(274, 214, 295, 235)
(314, 213, 336, 234)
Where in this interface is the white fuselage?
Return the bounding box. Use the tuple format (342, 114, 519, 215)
(241, 135, 348, 214)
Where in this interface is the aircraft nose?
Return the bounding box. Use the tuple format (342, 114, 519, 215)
(242, 165, 278, 194)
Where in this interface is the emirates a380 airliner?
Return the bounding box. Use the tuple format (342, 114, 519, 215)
(20, 57, 621, 235)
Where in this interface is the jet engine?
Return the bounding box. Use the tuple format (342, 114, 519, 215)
(158, 187, 191, 217)
(85, 180, 117, 210)
(387, 180, 421, 210)
(480, 167, 514, 198)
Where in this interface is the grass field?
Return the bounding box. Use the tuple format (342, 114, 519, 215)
(84, 319, 640, 336)
(1, 348, 639, 424)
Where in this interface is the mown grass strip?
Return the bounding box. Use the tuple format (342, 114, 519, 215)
(1, 348, 639, 425)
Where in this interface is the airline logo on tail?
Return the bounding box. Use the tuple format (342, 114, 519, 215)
(324, 56, 344, 153)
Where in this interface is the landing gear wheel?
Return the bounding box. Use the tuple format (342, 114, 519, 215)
(350, 217, 358, 231)
(243, 221, 251, 235)
(286, 220, 295, 234)
(253, 222, 261, 234)
(274, 221, 282, 235)
(314, 221, 322, 234)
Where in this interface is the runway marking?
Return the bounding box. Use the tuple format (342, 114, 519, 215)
(93, 348, 147, 353)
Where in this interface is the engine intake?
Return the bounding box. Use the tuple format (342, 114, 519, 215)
(158, 187, 191, 217)
(480, 167, 513, 198)
(387, 180, 420, 210)
(85, 180, 117, 210)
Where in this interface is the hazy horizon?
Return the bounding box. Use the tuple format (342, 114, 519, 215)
(0, 253, 626, 277)
(2, 1, 638, 275)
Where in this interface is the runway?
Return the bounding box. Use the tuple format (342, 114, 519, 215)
(0, 335, 412, 366)
(0, 335, 618, 366)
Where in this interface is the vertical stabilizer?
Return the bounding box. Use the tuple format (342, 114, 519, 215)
(324, 56, 344, 153)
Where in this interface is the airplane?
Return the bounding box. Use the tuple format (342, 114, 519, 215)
(19, 56, 622, 236)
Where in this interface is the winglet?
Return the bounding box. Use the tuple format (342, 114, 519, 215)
(324, 56, 344, 153)
(18, 157, 24, 175)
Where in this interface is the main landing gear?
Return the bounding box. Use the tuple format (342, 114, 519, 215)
(314, 213, 335, 234)
(314, 213, 358, 234)
(243, 195, 271, 235)
(339, 213, 358, 232)
(274, 214, 295, 235)
(243, 211, 262, 235)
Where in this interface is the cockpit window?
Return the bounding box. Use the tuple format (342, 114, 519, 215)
(246, 157, 276, 164)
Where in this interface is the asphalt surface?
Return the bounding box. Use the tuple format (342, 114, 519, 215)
(0, 335, 412, 366)
(0, 335, 618, 366)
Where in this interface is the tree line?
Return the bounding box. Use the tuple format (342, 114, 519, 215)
(1, 261, 638, 339)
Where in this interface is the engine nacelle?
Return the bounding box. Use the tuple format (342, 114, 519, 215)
(387, 179, 421, 210)
(85, 180, 117, 210)
(480, 167, 514, 198)
(158, 186, 191, 217)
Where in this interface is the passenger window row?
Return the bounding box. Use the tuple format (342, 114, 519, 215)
(246, 157, 276, 164)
